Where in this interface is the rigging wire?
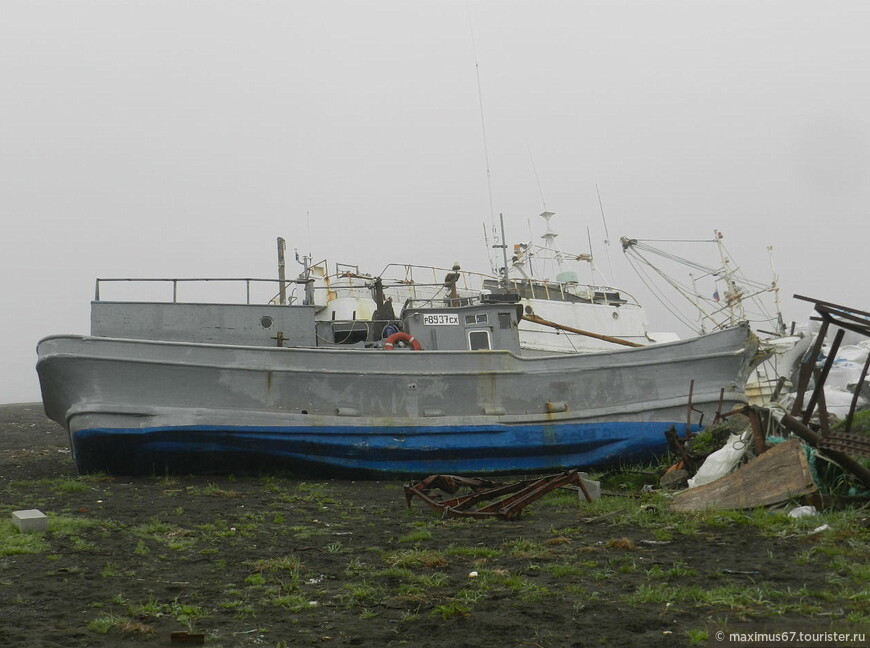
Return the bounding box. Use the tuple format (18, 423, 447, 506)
(716, 237, 779, 325)
(631, 238, 718, 243)
(622, 235, 784, 334)
(624, 254, 698, 331)
(624, 244, 746, 333)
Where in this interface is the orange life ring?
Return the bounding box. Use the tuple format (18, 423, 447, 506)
(384, 332, 422, 350)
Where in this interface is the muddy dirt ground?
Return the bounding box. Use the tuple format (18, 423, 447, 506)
(1, 403, 867, 647)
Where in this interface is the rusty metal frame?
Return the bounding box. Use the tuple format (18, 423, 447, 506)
(792, 295, 870, 434)
(804, 329, 844, 428)
(846, 352, 870, 435)
(404, 470, 592, 520)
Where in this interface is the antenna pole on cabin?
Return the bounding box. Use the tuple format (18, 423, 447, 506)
(495, 213, 510, 292)
(277, 237, 287, 305)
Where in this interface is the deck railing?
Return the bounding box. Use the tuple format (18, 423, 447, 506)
(94, 277, 312, 305)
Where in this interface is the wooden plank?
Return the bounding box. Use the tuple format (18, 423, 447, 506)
(669, 438, 816, 512)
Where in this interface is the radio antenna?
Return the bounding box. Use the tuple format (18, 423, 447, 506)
(595, 184, 615, 282)
(596, 184, 610, 246)
(466, 1, 498, 271)
(528, 146, 547, 211)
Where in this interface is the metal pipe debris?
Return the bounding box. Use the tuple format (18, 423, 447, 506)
(405, 470, 593, 520)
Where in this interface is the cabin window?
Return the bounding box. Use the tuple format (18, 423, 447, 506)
(465, 315, 476, 325)
(331, 323, 369, 345)
(468, 330, 491, 350)
(498, 312, 511, 329)
(476, 314, 488, 323)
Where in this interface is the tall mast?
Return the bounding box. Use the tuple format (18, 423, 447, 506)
(539, 211, 564, 276)
(497, 214, 510, 291)
(714, 230, 745, 325)
(768, 244, 786, 334)
(277, 237, 287, 305)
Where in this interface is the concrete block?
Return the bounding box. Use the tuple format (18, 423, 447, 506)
(577, 472, 601, 501)
(12, 509, 48, 533)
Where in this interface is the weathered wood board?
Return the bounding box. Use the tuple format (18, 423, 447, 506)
(670, 438, 816, 512)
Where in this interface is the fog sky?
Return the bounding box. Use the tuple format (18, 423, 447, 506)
(3, 1, 869, 404)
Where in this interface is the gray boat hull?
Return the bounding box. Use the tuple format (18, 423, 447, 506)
(36, 323, 759, 477)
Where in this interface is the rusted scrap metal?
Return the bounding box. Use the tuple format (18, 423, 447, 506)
(796, 295, 870, 338)
(701, 405, 765, 454)
(804, 328, 845, 427)
(664, 425, 690, 464)
(745, 405, 769, 456)
(818, 432, 870, 459)
(686, 379, 704, 431)
(845, 351, 870, 435)
(793, 295, 870, 432)
(404, 470, 592, 520)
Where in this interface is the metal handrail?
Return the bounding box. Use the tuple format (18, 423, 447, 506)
(94, 277, 312, 304)
(402, 295, 484, 310)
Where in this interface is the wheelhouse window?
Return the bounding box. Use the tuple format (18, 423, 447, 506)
(468, 330, 491, 350)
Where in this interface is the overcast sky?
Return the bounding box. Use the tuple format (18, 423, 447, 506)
(3, 1, 869, 404)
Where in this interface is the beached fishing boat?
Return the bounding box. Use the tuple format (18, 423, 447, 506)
(36, 269, 762, 478)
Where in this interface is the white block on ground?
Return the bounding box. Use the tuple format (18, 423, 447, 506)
(12, 509, 48, 532)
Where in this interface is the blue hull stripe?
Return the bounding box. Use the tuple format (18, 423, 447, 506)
(72, 421, 697, 477)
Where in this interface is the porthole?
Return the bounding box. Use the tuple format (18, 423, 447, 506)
(260, 316, 274, 329)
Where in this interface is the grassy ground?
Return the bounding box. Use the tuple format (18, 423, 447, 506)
(1, 403, 868, 647)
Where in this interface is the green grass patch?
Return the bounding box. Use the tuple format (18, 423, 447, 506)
(466, 567, 552, 601)
(445, 544, 501, 559)
(502, 537, 553, 559)
(385, 548, 448, 569)
(87, 613, 129, 634)
(250, 555, 303, 574)
(341, 580, 385, 607)
(431, 599, 470, 620)
(399, 529, 433, 544)
(0, 520, 49, 556)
